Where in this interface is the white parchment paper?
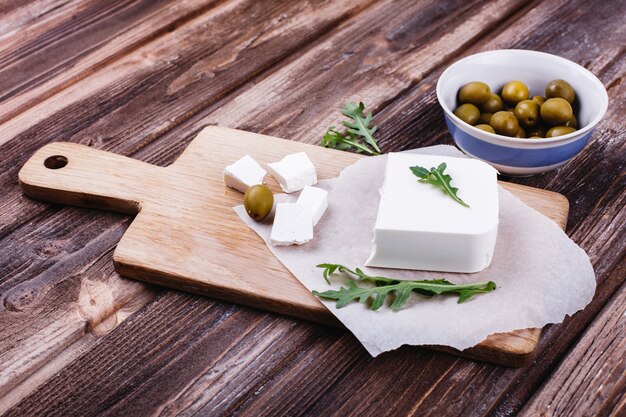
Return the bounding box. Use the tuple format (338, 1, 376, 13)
(234, 145, 596, 356)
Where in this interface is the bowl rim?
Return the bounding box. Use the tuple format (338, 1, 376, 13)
(436, 49, 609, 145)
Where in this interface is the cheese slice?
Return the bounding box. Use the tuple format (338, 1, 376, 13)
(270, 203, 314, 246)
(297, 186, 328, 226)
(223, 155, 266, 193)
(267, 152, 317, 193)
(366, 153, 499, 273)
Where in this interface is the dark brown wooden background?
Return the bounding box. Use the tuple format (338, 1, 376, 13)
(0, 0, 624, 416)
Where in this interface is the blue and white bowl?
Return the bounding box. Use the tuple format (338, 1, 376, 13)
(436, 50, 608, 176)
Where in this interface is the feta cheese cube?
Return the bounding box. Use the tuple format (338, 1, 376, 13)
(270, 203, 313, 246)
(223, 155, 266, 193)
(365, 153, 499, 273)
(267, 152, 317, 193)
(297, 186, 328, 226)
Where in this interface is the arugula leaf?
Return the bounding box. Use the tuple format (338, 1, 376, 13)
(313, 263, 495, 310)
(317, 263, 395, 285)
(410, 162, 470, 207)
(321, 127, 376, 155)
(320, 102, 381, 155)
(341, 102, 381, 153)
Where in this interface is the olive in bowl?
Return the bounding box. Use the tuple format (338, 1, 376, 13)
(453, 78, 579, 138)
(437, 50, 608, 175)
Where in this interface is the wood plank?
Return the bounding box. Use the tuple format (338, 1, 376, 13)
(519, 276, 626, 417)
(202, 0, 527, 141)
(1, 292, 351, 417)
(0, 0, 72, 39)
(0, 0, 225, 124)
(18, 126, 568, 366)
(0, 0, 373, 237)
(0, 214, 154, 402)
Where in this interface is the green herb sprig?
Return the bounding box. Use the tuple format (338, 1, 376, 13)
(321, 102, 380, 155)
(410, 163, 469, 207)
(313, 264, 496, 311)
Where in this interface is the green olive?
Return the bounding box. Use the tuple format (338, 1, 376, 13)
(564, 114, 578, 129)
(481, 93, 504, 113)
(546, 126, 576, 138)
(529, 136, 543, 139)
(540, 98, 573, 125)
(515, 126, 526, 138)
(478, 112, 493, 124)
(475, 124, 495, 133)
(490, 111, 519, 137)
(545, 79, 575, 103)
(458, 82, 491, 105)
(502, 80, 529, 104)
(244, 184, 274, 221)
(532, 95, 546, 106)
(514, 100, 540, 127)
(454, 103, 480, 125)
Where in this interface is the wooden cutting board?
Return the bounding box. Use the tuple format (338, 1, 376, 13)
(19, 126, 569, 367)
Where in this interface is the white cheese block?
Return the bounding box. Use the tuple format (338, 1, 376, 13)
(270, 203, 314, 246)
(267, 152, 317, 193)
(365, 153, 499, 273)
(223, 155, 266, 193)
(296, 186, 328, 226)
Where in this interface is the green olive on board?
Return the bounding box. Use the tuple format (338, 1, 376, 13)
(546, 126, 576, 138)
(490, 111, 519, 136)
(475, 124, 495, 133)
(515, 126, 526, 138)
(541, 98, 573, 125)
(454, 103, 480, 125)
(564, 114, 578, 129)
(458, 82, 491, 105)
(244, 184, 274, 221)
(545, 79, 576, 103)
(502, 80, 529, 104)
(514, 100, 540, 127)
(478, 112, 493, 124)
(481, 93, 504, 113)
(531, 95, 546, 106)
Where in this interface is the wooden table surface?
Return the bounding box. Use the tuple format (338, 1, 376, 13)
(0, 0, 624, 416)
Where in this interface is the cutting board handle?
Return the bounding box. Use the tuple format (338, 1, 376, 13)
(18, 142, 161, 214)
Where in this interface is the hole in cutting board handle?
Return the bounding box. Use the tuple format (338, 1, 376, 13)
(44, 155, 68, 170)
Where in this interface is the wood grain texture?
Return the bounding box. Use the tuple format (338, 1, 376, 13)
(519, 276, 626, 417)
(0, 217, 159, 412)
(18, 127, 359, 324)
(0, 0, 372, 236)
(0, 0, 216, 119)
(0, 0, 624, 415)
(0, 0, 524, 396)
(119, 0, 625, 413)
(18, 126, 568, 366)
(0, 0, 374, 407)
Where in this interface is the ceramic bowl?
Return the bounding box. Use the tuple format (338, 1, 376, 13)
(436, 50, 608, 175)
